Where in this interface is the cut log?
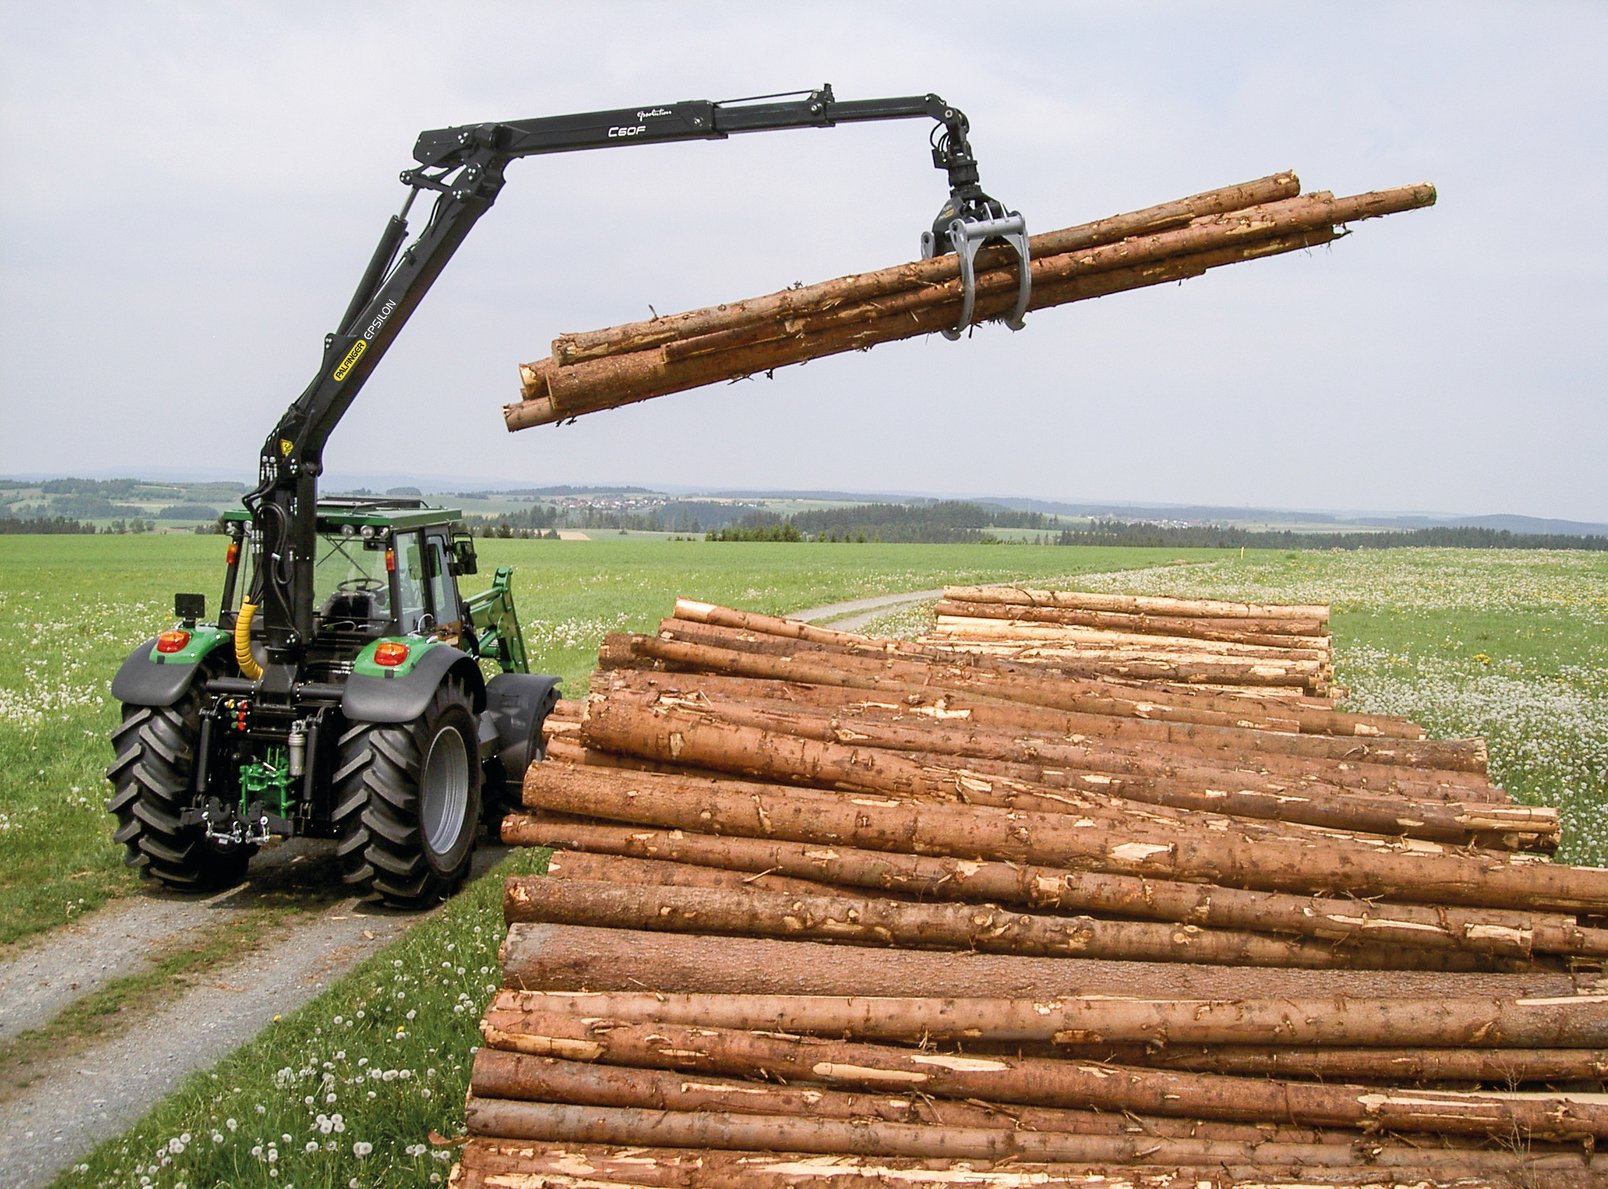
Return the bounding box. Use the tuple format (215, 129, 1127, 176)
(488, 987, 1608, 1050)
(546, 174, 1306, 365)
(506, 814, 1608, 959)
(452, 1138, 1607, 1189)
(476, 1012, 1608, 1141)
(518, 763, 1608, 912)
(496, 924, 1589, 1001)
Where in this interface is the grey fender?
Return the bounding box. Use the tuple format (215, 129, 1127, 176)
(478, 672, 561, 801)
(340, 645, 486, 725)
(109, 636, 229, 707)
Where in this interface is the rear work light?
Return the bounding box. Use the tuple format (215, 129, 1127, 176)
(374, 641, 410, 667)
(156, 629, 192, 654)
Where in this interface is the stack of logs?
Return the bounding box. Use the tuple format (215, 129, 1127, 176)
(923, 585, 1337, 696)
(503, 173, 1436, 430)
(454, 593, 1608, 1188)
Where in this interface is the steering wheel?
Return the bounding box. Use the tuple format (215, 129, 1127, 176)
(337, 577, 384, 593)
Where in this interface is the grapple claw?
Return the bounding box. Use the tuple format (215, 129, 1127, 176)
(922, 209, 1031, 339)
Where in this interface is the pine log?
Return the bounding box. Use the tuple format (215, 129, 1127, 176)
(490, 987, 1608, 1050)
(546, 173, 1305, 365)
(515, 186, 1432, 416)
(592, 679, 1548, 850)
(502, 874, 1466, 970)
(452, 1139, 1607, 1189)
(932, 597, 1329, 642)
(505, 814, 1607, 959)
(495, 924, 1589, 1000)
(518, 762, 1608, 912)
(650, 617, 1343, 737)
(942, 585, 1331, 622)
(505, 226, 1350, 428)
(927, 615, 1333, 662)
(545, 849, 828, 897)
(1112, 1044, 1608, 1084)
(468, 1048, 1356, 1145)
(603, 632, 1490, 782)
(653, 613, 1413, 738)
(462, 1090, 1589, 1171)
(476, 1012, 1608, 1141)
(576, 694, 1523, 860)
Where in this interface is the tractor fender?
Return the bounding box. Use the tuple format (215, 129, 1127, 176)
(340, 644, 486, 725)
(109, 631, 232, 707)
(480, 672, 562, 781)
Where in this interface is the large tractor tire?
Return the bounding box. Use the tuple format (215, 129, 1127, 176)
(106, 683, 253, 891)
(333, 679, 482, 908)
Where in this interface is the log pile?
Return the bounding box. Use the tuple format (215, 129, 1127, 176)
(924, 585, 1338, 696)
(455, 594, 1608, 1188)
(502, 173, 1436, 430)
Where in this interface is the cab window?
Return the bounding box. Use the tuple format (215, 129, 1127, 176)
(425, 534, 460, 633)
(393, 532, 429, 633)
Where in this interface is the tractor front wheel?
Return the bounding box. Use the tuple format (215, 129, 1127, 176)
(333, 680, 482, 908)
(107, 685, 254, 891)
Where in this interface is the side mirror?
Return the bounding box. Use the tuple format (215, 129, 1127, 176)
(175, 592, 206, 626)
(451, 532, 478, 576)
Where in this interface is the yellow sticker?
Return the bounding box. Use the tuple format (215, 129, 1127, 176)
(333, 339, 367, 381)
(279, 438, 293, 456)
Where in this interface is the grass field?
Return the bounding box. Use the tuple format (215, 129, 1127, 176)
(0, 535, 1603, 1187)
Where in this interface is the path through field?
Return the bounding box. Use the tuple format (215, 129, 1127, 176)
(0, 591, 948, 1186)
(0, 840, 508, 1187)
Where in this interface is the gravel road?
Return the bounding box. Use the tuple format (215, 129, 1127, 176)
(0, 840, 508, 1187)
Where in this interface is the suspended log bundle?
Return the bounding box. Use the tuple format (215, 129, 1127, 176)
(502, 174, 1436, 430)
(457, 593, 1608, 1188)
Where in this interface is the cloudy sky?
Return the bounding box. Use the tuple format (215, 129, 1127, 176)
(2, 2, 1603, 521)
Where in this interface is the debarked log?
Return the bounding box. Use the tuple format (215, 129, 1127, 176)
(504, 814, 1608, 959)
(487, 986, 1608, 1050)
(496, 924, 1587, 1001)
(476, 1012, 1608, 1141)
(545, 173, 1306, 365)
(503, 874, 1464, 970)
(518, 763, 1608, 913)
(451, 1137, 1608, 1189)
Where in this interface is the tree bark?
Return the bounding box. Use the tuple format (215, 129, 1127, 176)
(505, 874, 1466, 969)
(475, 1012, 1608, 1140)
(505, 813, 1606, 959)
(518, 762, 1608, 912)
(545, 173, 1305, 365)
(495, 923, 1588, 1001)
(487, 986, 1608, 1050)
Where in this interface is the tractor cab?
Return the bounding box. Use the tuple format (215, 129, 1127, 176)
(219, 499, 480, 682)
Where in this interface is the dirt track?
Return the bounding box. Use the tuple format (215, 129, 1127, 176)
(0, 839, 508, 1187)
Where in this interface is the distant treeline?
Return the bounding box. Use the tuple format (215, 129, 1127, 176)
(706, 501, 1608, 550)
(0, 516, 99, 534)
(1056, 519, 1608, 551)
(473, 500, 771, 536)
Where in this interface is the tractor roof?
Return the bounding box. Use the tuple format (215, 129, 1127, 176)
(220, 497, 463, 532)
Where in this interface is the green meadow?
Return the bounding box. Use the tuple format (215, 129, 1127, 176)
(0, 534, 1603, 1187)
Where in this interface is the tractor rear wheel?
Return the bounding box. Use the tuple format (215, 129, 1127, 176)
(332, 680, 482, 908)
(106, 683, 253, 891)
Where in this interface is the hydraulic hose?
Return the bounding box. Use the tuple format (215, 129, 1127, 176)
(235, 600, 264, 680)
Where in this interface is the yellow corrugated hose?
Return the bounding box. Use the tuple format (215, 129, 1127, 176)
(235, 599, 263, 680)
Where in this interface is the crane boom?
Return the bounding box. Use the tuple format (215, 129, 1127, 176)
(244, 84, 1020, 701)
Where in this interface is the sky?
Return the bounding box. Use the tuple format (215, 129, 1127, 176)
(1, 2, 1604, 523)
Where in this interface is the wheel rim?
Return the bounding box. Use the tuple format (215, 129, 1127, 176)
(420, 724, 470, 858)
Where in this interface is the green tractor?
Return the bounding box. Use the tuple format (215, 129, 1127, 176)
(107, 499, 558, 907)
(106, 85, 1021, 906)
